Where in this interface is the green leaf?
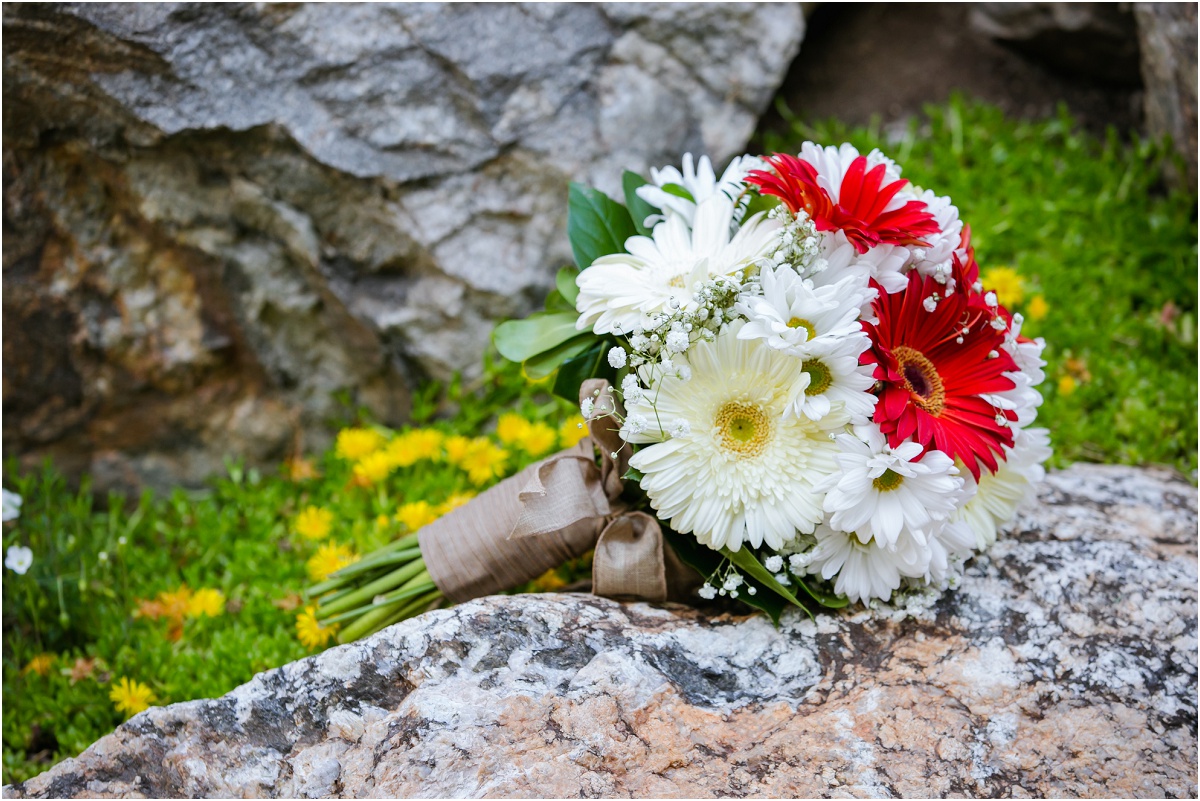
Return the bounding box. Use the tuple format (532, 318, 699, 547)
(544, 289, 575, 314)
(521, 334, 594, 380)
(660, 182, 695, 202)
(622, 467, 645, 483)
(721, 546, 814, 621)
(556, 266, 581, 306)
(552, 338, 613, 403)
(492, 311, 581, 364)
(567, 183, 637, 270)
(622, 171, 657, 236)
(662, 529, 789, 624)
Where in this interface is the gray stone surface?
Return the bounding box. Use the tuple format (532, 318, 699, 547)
(1135, 2, 1198, 187)
(5, 463, 1196, 798)
(2, 3, 804, 492)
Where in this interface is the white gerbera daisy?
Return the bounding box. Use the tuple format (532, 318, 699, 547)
(621, 320, 839, 552)
(818, 427, 965, 549)
(810, 232, 909, 297)
(575, 194, 780, 335)
(636, 153, 768, 228)
(793, 335, 877, 423)
(954, 427, 1052, 549)
(908, 190, 963, 280)
(735, 267, 870, 358)
(911, 519, 977, 586)
(804, 522, 926, 605)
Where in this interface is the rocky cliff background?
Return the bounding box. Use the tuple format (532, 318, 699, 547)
(3, 2, 1194, 494)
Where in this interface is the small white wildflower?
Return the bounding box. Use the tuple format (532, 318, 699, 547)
(669, 419, 692, 438)
(659, 356, 674, 372)
(984, 291, 998, 308)
(991, 317, 1008, 331)
(98, 551, 108, 562)
(764, 555, 783, 573)
(620, 374, 643, 404)
(788, 552, 812, 574)
(580, 398, 595, 418)
(2, 490, 22, 522)
(774, 572, 791, 585)
(4, 545, 32, 575)
(729, 589, 739, 598)
(698, 583, 717, 600)
(747, 586, 757, 595)
(630, 334, 648, 351)
(117, 536, 127, 546)
(923, 295, 938, 313)
(674, 363, 692, 381)
(607, 346, 627, 369)
(625, 414, 649, 436)
(723, 572, 744, 591)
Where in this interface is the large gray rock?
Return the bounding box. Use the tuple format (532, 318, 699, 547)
(1135, 2, 1198, 187)
(2, 3, 805, 492)
(968, 3, 1141, 86)
(5, 463, 1196, 798)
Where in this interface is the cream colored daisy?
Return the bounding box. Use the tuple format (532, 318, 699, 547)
(575, 193, 780, 336)
(622, 320, 841, 552)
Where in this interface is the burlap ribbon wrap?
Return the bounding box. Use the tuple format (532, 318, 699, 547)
(418, 379, 697, 603)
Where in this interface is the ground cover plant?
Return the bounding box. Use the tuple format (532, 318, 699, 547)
(3, 100, 1195, 784)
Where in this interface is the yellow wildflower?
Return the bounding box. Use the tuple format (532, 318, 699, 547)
(530, 569, 567, 592)
(407, 429, 445, 462)
(187, 588, 225, 618)
(559, 415, 589, 448)
(458, 438, 509, 485)
(495, 413, 532, 446)
(980, 266, 1025, 308)
(1057, 375, 1077, 396)
(1028, 294, 1049, 321)
(296, 606, 336, 650)
(396, 500, 439, 532)
(518, 422, 558, 457)
(22, 653, 55, 677)
(306, 542, 358, 582)
(109, 677, 156, 718)
(437, 492, 476, 516)
(335, 428, 385, 461)
(352, 451, 393, 485)
(443, 435, 472, 465)
(293, 506, 334, 540)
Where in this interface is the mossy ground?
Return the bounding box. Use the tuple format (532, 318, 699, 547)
(3, 100, 1195, 784)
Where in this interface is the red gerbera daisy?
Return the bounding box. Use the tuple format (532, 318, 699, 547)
(863, 271, 1018, 479)
(747, 152, 941, 255)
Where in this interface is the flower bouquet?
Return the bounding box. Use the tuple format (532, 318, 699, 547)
(306, 144, 1050, 639)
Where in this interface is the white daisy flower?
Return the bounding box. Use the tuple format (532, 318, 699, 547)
(735, 267, 870, 358)
(810, 232, 909, 297)
(818, 427, 965, 549)
(621, 320, 840, 552)
(954, 427, 1052, 549)
(575, 194, 780, 336)
(908, 190, 963, 279)
(636, 153, 768, 228)
(2, 489, 22, 522)
(793, 335, 877, 424)
(915, 519, 978, 586)
(804, 522, 926, 605)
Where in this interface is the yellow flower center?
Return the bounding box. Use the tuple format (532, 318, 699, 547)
(872, 468, 904, 492)
(893, 345, 945, 416)
(802, 360, 833, 394)
(787, 317, 815, 339)
(669, 274, 687, 288)
(714, 401, 771, 458)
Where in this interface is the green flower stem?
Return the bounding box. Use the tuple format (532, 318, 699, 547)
(316, 577, 435, 626)
(329, 547, 422, 579)
(315, 558, 426, 619)
(368, 590, 443, 636)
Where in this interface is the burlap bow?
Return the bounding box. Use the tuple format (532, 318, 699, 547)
(418, 379, 697, 604)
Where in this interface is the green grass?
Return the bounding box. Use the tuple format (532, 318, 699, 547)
(762, 98, 1197, 473)
(3, 99, 1196, 785)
